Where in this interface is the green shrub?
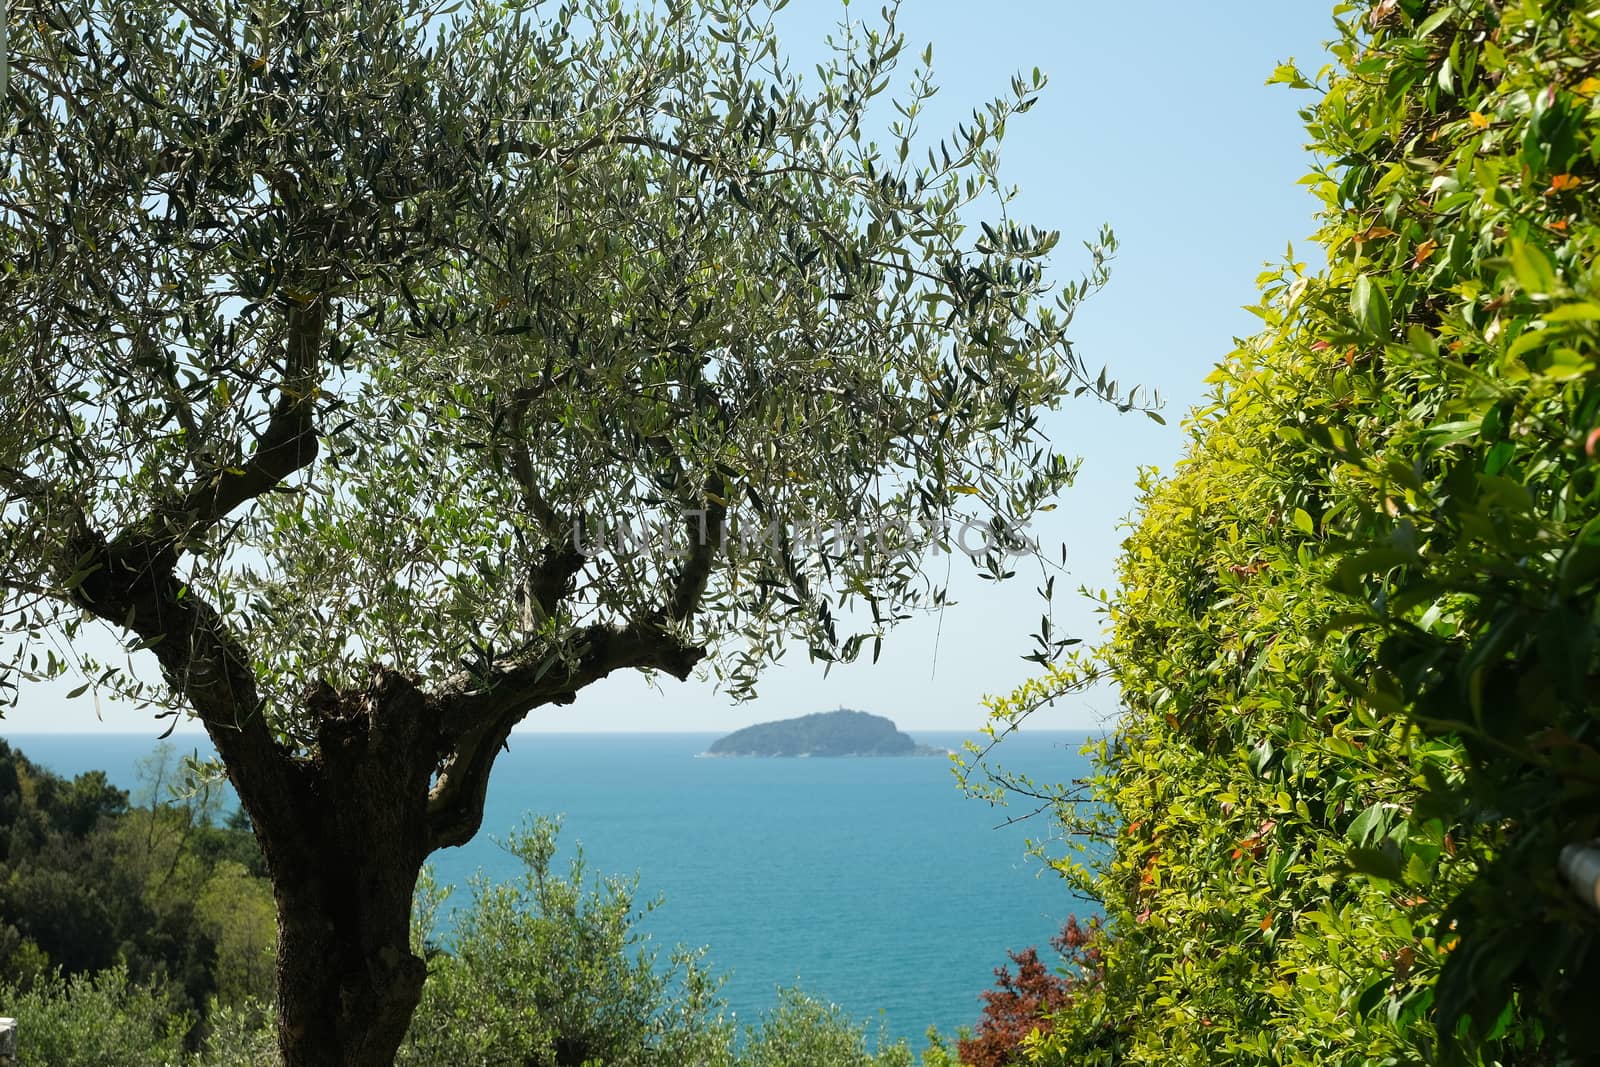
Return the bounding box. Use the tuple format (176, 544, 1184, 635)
(980, 1, 1600, 1064)
(399, 816, 734, 1067)
(396, 819, 931, 1067)
(193, 999, 278, 1067)
(0, 965, 188, 1067)
(739, 989, 913, 1067)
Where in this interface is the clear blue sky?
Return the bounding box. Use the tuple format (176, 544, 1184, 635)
(5, 1, 1334, 737)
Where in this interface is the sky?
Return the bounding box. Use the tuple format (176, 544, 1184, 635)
(5, 0, 1336, 737)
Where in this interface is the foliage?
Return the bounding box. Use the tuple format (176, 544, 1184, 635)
(0, 0, 1135, 734)
(0, 740, 274, 1031)
(0, 964, 189, 1067)
(915, 1029, 968, 1067)
(955, 918, 1099, 1067)
(739, 988, 913, 1067)
(194, 1000, 280, 1067)
(0, 740, 135, 980)
(401, 816, 734, 1067)
(6, 978, 929, 1067)
(193, 864, 275, 1009)
(973, 0, 1600, 1064)
(398, 818, 938, 1067)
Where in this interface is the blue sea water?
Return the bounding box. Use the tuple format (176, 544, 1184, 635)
(2, 729, 1099, 1047)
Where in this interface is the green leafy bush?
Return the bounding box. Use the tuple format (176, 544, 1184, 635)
(193, 1000, 278, 1067)
(739, 988, 913, 1067)
(0, 965, 188, 1067)
(400, 816, 734, 1067)
(980, 1, 1600, 1064)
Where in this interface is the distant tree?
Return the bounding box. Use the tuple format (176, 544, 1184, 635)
(0, 740, 271, 1023)
(0, 0, 1143, 1062)
(0, 740, 128, 853)
(194, 862, 276, 1009)
(957, 918, 1100, 1067)
(53, 770, 131, 838)
(0, 742, 142, 982)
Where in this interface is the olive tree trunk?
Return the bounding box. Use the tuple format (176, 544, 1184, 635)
(260, 678, 436, 1067)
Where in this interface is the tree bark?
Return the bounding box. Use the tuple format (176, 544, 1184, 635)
(271, 846, 427, 1067)
(259, 672, 439, 1067)
(272, 850, 427, 1067)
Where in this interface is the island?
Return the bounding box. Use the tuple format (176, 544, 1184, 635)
(704, 708, 946, 758)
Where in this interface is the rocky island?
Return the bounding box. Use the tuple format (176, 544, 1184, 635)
(705, 709, 945, 758)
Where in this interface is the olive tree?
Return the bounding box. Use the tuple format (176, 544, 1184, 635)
(0, 0, 1140, 1063)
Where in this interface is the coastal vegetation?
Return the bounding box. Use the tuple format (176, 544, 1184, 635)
(974, 0, 1600, 1063)
(0, 740, 272, 1035)
(0, 739, 963, 1066)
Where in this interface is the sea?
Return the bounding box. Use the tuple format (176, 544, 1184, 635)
(1, 729, 1101, 1047)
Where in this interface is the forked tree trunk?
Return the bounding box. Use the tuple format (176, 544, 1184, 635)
(245, 675, 441, 1067)
(70, 528, 706, 1066)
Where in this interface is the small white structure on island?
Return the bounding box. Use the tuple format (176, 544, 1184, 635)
(0, 1016, 16, 1065)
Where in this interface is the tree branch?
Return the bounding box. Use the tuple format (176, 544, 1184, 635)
(664, 477, 727, 624)
(424, 380, 730, 850)
(0, 463, 64, 509)
(175, 297, 326, 537)
(61, 521, 310, 863)
(425, 618, 704, 850)
(501, 371, 567, 536)
(496, 132, 716, 174)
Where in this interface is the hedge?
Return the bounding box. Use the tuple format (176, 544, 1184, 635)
(986, 2, 1600, 1063)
